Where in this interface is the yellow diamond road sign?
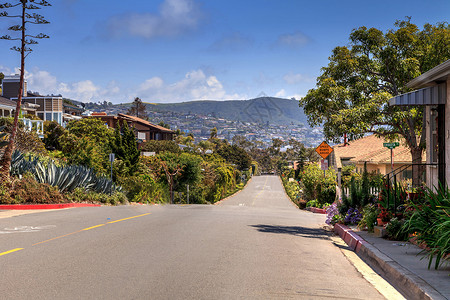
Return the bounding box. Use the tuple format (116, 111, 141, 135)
(316, 141, 333, 159)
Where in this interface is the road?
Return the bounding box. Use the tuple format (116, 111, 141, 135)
(0, 175, 389, 299)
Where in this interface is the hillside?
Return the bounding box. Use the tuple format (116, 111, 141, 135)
(143, 97, 308, 126)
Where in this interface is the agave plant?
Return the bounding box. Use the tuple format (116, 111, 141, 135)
(10, 150, 121, 194)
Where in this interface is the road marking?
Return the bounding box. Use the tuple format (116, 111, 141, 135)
(107, 213, 151, 224)
(82, 224, 105, 231)
(32, 231, 82, 246)
(252, 177, 269, 205)
(0, 248, 24, 256)
(0, 225, 56, 234)
(32, 213, 151, 246)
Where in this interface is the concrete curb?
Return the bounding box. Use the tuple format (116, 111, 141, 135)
(334, 224, 446, 300)
(0, 203, 101, 210)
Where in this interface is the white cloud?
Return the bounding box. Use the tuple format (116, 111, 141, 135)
(138, 69, 244, 102)
(287, 94, 304, 100)
(19, 67, 243, 103)
(276, 31, 311, 48)
(24, 68, 120, 102)
(275, 89, 286, 97)
(106, 0, 203, 39)
(283, 72, 313, 84)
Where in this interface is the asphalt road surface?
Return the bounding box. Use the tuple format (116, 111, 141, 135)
(0, 175, 388, 299)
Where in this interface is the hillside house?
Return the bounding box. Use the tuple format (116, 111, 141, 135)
(389, 59, 450, 188)
(2, 75, 64, 125)
(85, 113, 175, 146)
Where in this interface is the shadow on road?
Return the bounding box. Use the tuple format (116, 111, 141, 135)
(249, 224, 330, 240)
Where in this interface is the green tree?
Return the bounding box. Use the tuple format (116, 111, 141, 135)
(111, 121, 140, 175)
(43, 120, 65, 150)
(299, 19, 450, 186)
(127, 97, 147, 119)
(209, 127, 218, 139)
(59, 118, 114, 174)
(156, 152, 203, 203)
(0, 0, 51, 180)
(217, 143, 252, 171)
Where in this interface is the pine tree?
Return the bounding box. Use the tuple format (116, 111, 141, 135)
(0, 0, 51, 180)
(127, 97, 147, 119)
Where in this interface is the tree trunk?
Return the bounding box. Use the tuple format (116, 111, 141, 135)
(411, 147, 423, 187)
(0, 2, 26, 181)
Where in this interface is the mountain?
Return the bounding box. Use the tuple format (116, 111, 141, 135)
(142, 97, 308, 126)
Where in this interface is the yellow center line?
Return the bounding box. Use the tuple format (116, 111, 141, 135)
(31, 213, 151, 247)
(32, 230, 82, 246)
(82, 224, 105, 231)
(0, 248, 24, 256)
(252, 177, 269, 205)
(107, 213, 151, 224)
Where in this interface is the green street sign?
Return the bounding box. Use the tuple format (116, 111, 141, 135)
(383, 142, 399, 149)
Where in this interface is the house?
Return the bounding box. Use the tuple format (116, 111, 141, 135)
(329, 135, 425, 195)
(2, 75, 64, 125)
(62, 100, 84, 124)
(389, 59, 450, 188)
(330, 135, 423, 178)
(84, 113, 175, 146)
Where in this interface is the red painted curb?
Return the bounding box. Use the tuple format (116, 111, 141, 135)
(334, 223, 368, 252)
(308, 207, 327, 214)
(0, 203, 101, 210)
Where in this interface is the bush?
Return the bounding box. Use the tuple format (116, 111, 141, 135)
(302, 163, 336, 205)
(0, 173, 66, 204)
(358, 204, 379, 232)
(66, 188, 128, 205)
(402, 184, 450, 269)
(386, 217, 408, 241)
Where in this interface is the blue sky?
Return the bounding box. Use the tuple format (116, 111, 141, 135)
(0, 0, 449, 104)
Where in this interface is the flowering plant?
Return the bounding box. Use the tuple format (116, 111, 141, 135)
(325, 203, 339, 225)
(378, 208, 392, 222)
(344, 208, 362, 225)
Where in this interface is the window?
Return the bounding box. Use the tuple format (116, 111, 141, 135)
(138, 132, 146, 140)
(45, 113, 52, 121)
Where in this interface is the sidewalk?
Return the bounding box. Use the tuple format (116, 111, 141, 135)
(334, 224, 449, 300)
(0, 203, 101, 219)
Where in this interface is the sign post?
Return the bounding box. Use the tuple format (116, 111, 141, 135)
(383, 142, 399, 174)
(316, 142, 333, 177)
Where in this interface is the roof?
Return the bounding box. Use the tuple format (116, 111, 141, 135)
(333, 135, 424, 168)
(118, 113, 174, 133)
(0, 96, 16, 109)
(407, 59, 450, 89)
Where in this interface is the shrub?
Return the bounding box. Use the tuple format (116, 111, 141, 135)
(302, 163, 336, 205)
(386, 217, 407, 241)
(358, 204, 379, 232)
(1, 173, 66, 204)
(402, 184, 450, 269)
